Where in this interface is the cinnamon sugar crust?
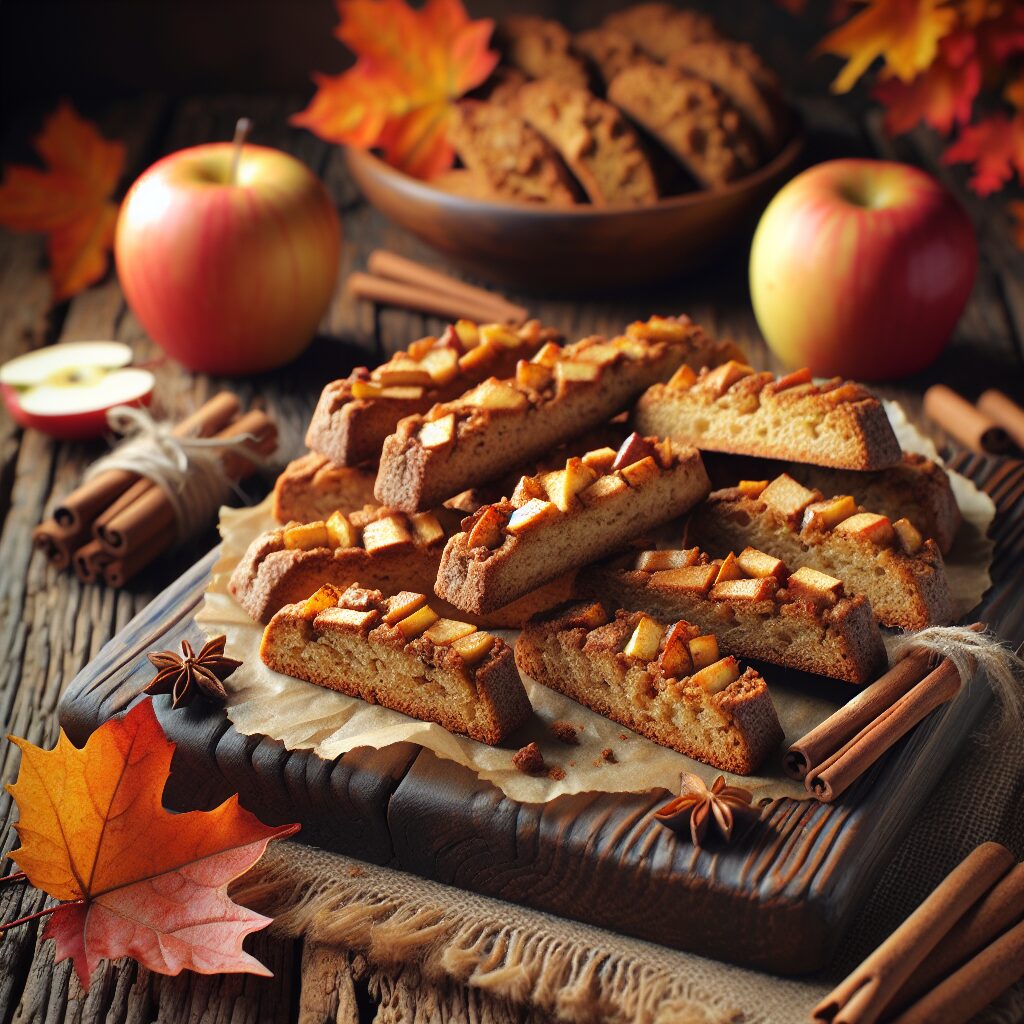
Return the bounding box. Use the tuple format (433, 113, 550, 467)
(273, 452, 378, 524)
(498, 16, 591, 89)
(603, 4, 719, 60)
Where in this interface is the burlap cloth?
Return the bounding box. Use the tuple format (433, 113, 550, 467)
(232, 699, 1024, 1024)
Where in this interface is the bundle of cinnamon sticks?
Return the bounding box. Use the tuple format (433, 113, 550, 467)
(815, 841, 1024, 1024)
(349, 249, 529, 326)
(924, 385, 1024, 455)
(33, 391, 277, 588)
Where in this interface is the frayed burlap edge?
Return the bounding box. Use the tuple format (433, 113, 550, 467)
(231, 843, 774, 1024)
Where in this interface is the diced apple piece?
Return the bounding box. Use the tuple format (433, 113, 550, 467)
(467, 505, 506, 549)
(612, 431, 656, 470)
(612, 336, 648, 359)
(563, 602, 609, 629)
(710, 578, 776, 601)
(284, 522, 330, 550)
(458, 342, 496, 374)
(581, 446, 616, 473)
(659, 622, 694, 677)
(454, 319, 480, 350)
(351, 380, 384, 400)
(667, 364, 697, 391)
(326, 511, 357, 549)
(480, 324, 522, 349)
(576, 342, 621, 365)
(636, 549, 699, 572)
(410, 511, 445, 547)
(771, 367, 813, 391)
(738, 479, 768, 498)
(302, 584, 342, 618)
(379, 386, 424, 400)
(541, 460, 597, 511)
(418, 346, 459, 386)
(555, 360, 601, 385)
(690, 656, 741, 694)
(361, 514, 413, 554)
(623, 615, 664, 660)
(511, 475, 546, 506)
(507, 498, 558, 534)
(516, 359, 553, 391)
(531, 342, 562, 366)
(654, 437, 674, 469)
(628, 315, 689, 341)
(652, 564, 717, 592)
(319, 606, 380, 631)
(688, 633, 719, 670)
(736, 547, 786, 580)
(787, 566, 844, 602)
(802, 495, 857, 531)
(423, 618, 477, 645)
(834, 512, 896, 546)
(406, 335, 438, 360)
(579, 475, 629, 506)
(461, 378, 528, 411)
(383, 591, 427, 624)
(893, 517, 924, 555)
(701, 360, 754, 396)
(437, 324, 460, 351)
(395, 604, 439, 639)
(419, 413, 456, 450)
(619, 455, 659, 489)
(714, 551, 744, 584)
(452, 630, 495, 665)
(821, 382, 868, 403)
(760, 474, 820, 519)
(374, 360, 434, 388)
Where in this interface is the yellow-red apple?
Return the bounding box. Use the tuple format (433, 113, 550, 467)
(116, 138, 340, 374)
(749, 159, 976, 380)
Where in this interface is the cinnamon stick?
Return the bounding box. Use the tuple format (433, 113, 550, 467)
(978, 388, 1024, 449)
(32, 520, 91, 571)
(348, 272, 525, 327)
(367, 249, 528, 325)
(103, 533, 173, 588)
(72, 538, 114, 584)
(812, 842, 1015, 1024)
(923, 385, 1012, 454)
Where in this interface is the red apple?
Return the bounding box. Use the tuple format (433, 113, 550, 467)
(115, 138, 341, 375)
(1, 341, 154, 439)
(749, 159, 976, 380)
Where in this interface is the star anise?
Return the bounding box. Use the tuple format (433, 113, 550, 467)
(654, 772, 756, 847)
(145, 635, 241, 708)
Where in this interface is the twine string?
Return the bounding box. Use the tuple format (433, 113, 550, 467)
(83, 405, 269, 543)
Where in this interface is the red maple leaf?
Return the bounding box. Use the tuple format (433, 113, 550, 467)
(942, 113, 1024, 195)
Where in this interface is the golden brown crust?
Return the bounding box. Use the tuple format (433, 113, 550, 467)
(498, 15, 591, 89)
(574, 27, 645, 90)
(602, 4, 720, 60)
(273, 453, 378, 524)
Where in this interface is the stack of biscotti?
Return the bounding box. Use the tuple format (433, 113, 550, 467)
(375, 315, 737, 511)
(579, 543, 885, 683)
(435, 432, 711, 615)
(261, 584, 530, 744)
(516, 601, 783, 773)
(689, 474, 954, 629)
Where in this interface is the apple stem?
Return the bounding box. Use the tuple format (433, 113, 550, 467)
(229, 118, 252, 186)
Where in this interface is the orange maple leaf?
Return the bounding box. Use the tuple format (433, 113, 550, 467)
(0, 102, 125, 301)
(291, 0, 498, 179)
(873, 31, 980, 134)
(942, 113, 1024, 195)
(819, 0, 958, 93)
(6, 698, 298, 990)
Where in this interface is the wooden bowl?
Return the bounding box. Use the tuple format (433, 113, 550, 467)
(345, 131, 804, 293)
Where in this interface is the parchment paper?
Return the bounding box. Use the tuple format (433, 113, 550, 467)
(196, 402, 994, 804)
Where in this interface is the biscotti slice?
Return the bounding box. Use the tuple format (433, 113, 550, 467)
(450, 101, 579, 206)
(375, 315, 738, 512)
(609, 63, 760, 187)
(691, 474, 954, 629)
(603, 4, 719, 59)
(261, 585, 530, 745)
(273, 452, 378, 524)
(579, 545, 886, 683)
(574, 27, 645, 90)
(435, 434, 710, 615)
(511, 79, 659, 206)
(516, 602, 783, 773)
(497, 15, 591, 89)
(635, 362, 902, 470)
(306, 319, 559, 467)
(230, 505, 574, 628)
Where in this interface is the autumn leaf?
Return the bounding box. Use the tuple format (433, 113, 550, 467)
(6, 698, 298, 989)
(292, 0, 498, 179)
(0, 102, 125, 301)
(819, 0, 957, 93)
(873, 31, 980, 134)
(942, 113, 1024, 195)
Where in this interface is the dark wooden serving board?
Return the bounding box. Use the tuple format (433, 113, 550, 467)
(58, 451, 1024, 976)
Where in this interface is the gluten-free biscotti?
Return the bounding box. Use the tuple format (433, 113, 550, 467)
(579, 544, 886, 684)
(435, 433, 710, 615)
(375, 315, 738, 512)
(261, 585, 531, 745)
(272, 453, 378, 524)
(306, 319, 559, 467)
(634, 362, 902, 470)
(690, 474, 953, 629)
(517, 602, 783, 773)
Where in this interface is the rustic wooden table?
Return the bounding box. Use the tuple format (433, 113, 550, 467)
(1, 77, 1023, 1024)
